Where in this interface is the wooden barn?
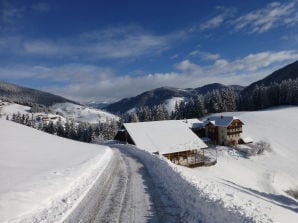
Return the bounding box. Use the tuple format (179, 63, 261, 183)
(114, 120, 213, 167)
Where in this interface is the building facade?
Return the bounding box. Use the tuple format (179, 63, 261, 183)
(205, 116, 244, 145)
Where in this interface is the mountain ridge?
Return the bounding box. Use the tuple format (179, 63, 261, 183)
(0, 81, 77, 106)
(105, 84, 244, 114)
(106, 60, 298, 114)
(242, 60, 298, 95)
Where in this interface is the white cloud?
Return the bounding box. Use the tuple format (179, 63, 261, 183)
(188, 50, 220, 61)
(170, 54, 179, 59)
(31, 2, 50, 12)
(181, 50, 298, 77)
(175, 60, 203, 74)
(17, 26, 183, 60)
(23, 40, 60, 55)
(197, 1, 298, 34)
(233, 1, 298, 33)
(1, 50, 297, 102)
(0, 0, 24, 24)
(200, 6, 236, 30)
(0, 1, 50, 33)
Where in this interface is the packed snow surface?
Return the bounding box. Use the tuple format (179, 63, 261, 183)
(0, 119, 113, 222)
(178, 106, 298, 222)
(51, 102, 119, 123)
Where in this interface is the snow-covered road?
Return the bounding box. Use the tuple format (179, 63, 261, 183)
(64, 146, 181, 223)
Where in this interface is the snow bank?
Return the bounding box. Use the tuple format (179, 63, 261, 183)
(0, 119, 113, 222)
(115, 144, 255, 223)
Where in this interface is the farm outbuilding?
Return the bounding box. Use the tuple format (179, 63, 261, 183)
(114, 120, 214, 167)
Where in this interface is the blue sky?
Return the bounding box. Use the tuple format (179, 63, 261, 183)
(0, 0, 298, 102)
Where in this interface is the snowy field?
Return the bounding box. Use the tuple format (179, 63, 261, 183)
(176, 106, 298, 222)
(51, 102, 119, 123)
(0, 119, 113, 222)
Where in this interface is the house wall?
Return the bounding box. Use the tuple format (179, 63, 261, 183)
(217, 126, 227, 145)
(205, 124, 219, 144)
(191, 128, 205, 137)
(114, 128, 135, 145)
(226, 120, 243, 145)
(205, 119, 243, 145)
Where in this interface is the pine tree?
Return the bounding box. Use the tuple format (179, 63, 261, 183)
(128, 112, 139, 122)
(220, 88, 237, 112)
(56, 121, 65, 137)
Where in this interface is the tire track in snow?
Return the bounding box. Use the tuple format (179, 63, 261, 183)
(93, 147, 181, 223)
(93, 150, 128, 223)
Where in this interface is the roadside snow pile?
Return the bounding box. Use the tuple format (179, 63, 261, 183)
(0, 119, 113, 222)
(115, 144, 256, 223)
(179, 106, 298, 223)
(51, 102, 119, 123)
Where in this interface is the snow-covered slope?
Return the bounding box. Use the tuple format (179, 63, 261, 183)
(0, 101, 67, 125)
(164, 97, 185, 113)
(0, 101, 119, 124)
(51, 102, 119, 123)
(0, 119, 113, 222)
(0, 101, 31, 116)
(178, 106, 298, 222)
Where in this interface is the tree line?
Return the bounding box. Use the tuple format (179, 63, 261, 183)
(123, 88, 237, 122)
(238, 78, 298, 110)
(8, 112, 119, 143)
(123, 78, 298, 122)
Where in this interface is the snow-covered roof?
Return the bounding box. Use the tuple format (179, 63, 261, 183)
(180, 118, 204, 129)
(123, 120, 207, 154)
(204, 116, 242, 127)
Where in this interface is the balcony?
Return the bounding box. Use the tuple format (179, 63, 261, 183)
(227, 131, 242, 135)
